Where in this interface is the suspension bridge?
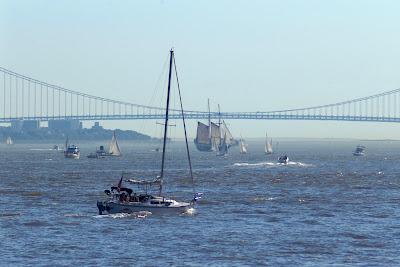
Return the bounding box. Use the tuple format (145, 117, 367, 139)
(1, 66, 400, 123)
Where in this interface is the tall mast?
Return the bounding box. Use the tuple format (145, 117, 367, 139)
(159, 49, 174, 195)
(207, 98, 211, 126)
(207, 98, 211, 138)
(218, 104, 221, 126)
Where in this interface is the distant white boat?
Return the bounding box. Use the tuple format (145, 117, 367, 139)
(5, 136, 13, 145)
(239, 136, 248, 154)
(264, 132, 273, 154)
(353, 145, 365, 156)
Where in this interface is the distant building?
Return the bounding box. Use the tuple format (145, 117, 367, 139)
(22, 120, 40, 130)
(11, 120, 23, 131)
(92, 121, 103, 130)
(48, 120, 82, 131)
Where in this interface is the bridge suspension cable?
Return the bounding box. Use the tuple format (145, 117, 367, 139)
(1, 66, 400, 123)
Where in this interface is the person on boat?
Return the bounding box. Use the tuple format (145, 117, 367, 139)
(119, 193, 127, 202)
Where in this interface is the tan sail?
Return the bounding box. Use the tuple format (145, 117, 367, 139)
(109, 131, 121, 156)
(196, 122, 210, 144)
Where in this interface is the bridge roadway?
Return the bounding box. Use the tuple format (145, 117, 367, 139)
(2, 113, 400, 123)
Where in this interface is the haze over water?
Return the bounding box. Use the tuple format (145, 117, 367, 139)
(1, 140, 399, 266)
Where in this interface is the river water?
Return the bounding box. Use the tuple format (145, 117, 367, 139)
(1, 140, 400, 266)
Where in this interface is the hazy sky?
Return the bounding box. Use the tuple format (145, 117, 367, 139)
(2, 0, 400, 139)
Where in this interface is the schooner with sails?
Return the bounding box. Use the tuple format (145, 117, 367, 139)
(194, 102, 237, 156)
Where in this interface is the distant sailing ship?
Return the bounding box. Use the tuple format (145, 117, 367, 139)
(194, 101, 237, 153)
(5, 136, 13, 145)
(194, 99, 213, 152)
(88, 131, 122, 158)
(264, 132, 273, 154)
(239, 136, 248, 154)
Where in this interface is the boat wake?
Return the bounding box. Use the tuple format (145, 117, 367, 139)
(93, 211, 152, 219)
(182, 207, 196, 216)
(233, 161, 313, 168)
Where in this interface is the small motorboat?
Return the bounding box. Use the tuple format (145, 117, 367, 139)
(278, 155, 289, 164)
(64, 145, 80, 159)
(353, 145, 365, 156)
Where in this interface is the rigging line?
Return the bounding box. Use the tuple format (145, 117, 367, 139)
(173, 53, 196, 196)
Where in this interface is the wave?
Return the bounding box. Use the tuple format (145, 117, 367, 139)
(233, 161, 313, 168)
(93, 211, 152, 219)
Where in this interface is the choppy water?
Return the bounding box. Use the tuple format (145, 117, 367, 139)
(1, 140, 400, 266)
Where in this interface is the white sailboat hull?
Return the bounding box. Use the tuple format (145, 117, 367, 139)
(97, 201, 192, 215)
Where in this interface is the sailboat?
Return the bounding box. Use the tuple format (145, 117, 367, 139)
(108, 131, 121, 156)
(5, 136, 13, 145)
(97, 49, 200, 215)
(239, 136, 248, 154)
(87, 131, 122, 158)
(264, 132, 273, 155)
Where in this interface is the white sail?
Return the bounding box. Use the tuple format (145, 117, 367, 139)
(109, 131, 121, 156)
(211, 122, 221, 150)
(239, 138, 247, 154)
(265, 132, 273, 154)
(221, 121, 235, 145)
(6, 136, 13, 145)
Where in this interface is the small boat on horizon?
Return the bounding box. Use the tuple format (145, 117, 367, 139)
(53, 145, 62, 151)
(353, 145, 365, 156)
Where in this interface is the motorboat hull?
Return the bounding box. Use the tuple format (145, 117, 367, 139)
(65, 153, 80, 159)
(278, 156, 289, 164)
(97, 201, 192, 215)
